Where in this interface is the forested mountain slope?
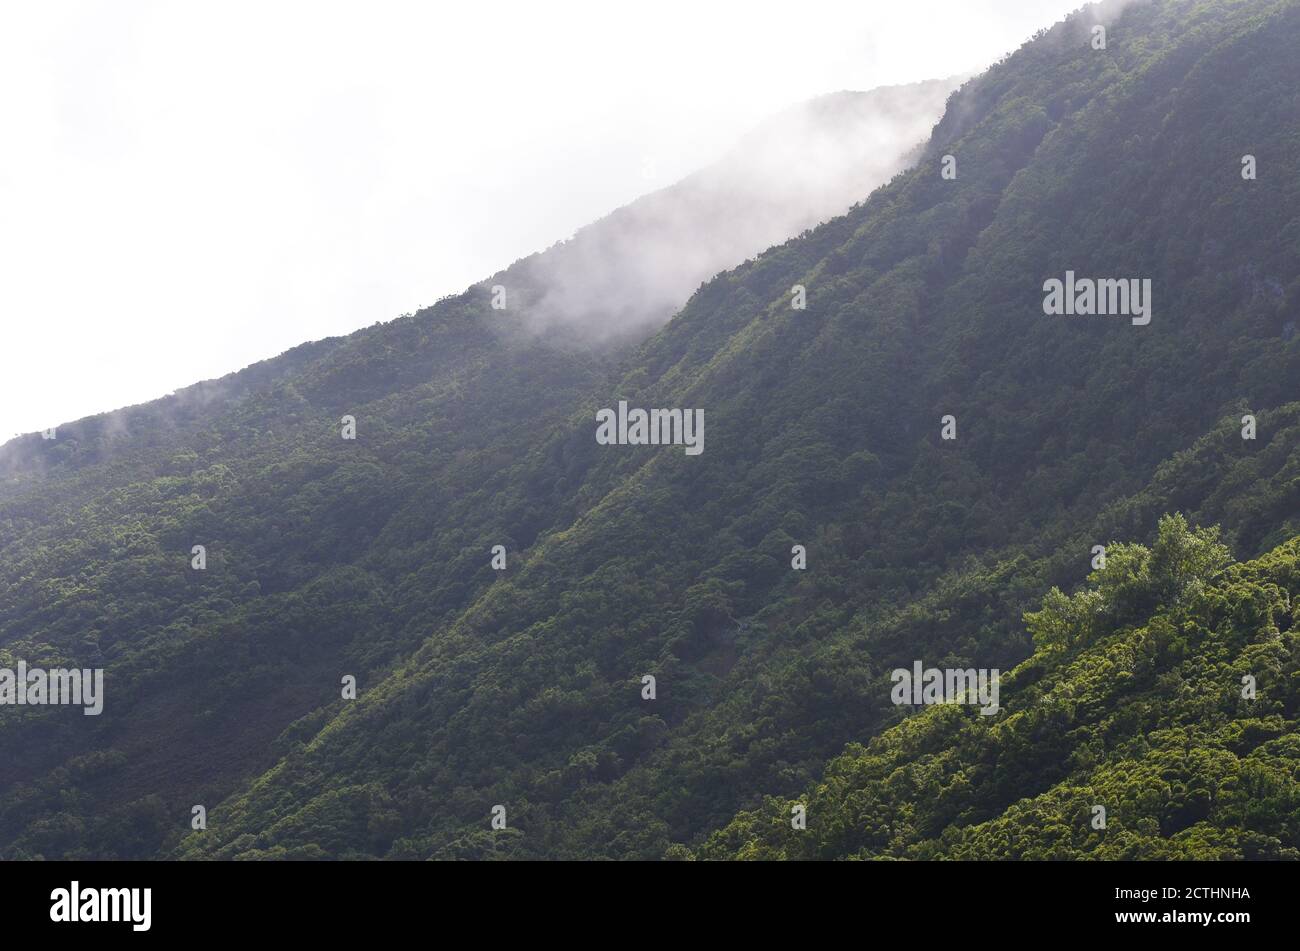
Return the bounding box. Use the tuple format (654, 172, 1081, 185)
(0, 86, 955, 856)
(2, 0, 1297, 860)
(159, 0, 1299, 860)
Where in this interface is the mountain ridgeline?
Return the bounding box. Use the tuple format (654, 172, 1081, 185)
(1, 0, 1298, 860)
(0, 78, 957, 486)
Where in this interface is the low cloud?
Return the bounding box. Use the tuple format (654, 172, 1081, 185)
(493, 79, 963, 347)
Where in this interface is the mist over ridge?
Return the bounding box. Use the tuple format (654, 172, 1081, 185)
(495, 78, 963, 347)
(0, 77, 959, 475)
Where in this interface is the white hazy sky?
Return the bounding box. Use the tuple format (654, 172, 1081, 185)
(0, 0, 1086, 438)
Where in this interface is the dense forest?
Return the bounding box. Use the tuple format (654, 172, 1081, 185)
(0, 0, 1297, 860)
(701, 518, 1300, 859)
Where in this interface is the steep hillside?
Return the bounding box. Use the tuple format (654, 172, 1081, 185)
(144, 0, 1298, 860)
(0, 84, 956, 857)
(1, 0, 1296, 861)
